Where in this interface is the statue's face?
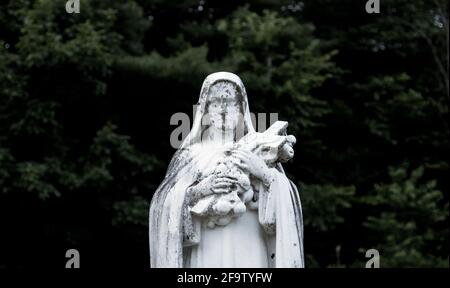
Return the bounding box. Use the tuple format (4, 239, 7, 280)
(206, 81, 242, 131)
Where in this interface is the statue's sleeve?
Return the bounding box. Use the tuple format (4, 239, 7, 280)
(258, 168, 279, 235)
(182, 180, 204, 247)
(182, 193, 201, 247)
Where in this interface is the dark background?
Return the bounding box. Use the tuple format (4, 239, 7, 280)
(0, 0, 448, 268)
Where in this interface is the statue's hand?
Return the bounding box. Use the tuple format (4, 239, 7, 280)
(187, 174, 216, 202)
(232, 149, 274, 186)
(188, 174, 238, 200)
(211, 176, 238, 194)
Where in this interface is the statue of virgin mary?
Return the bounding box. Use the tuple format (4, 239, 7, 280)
(149, 72, 304, 268)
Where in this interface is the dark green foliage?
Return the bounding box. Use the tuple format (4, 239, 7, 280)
(0, 0, 447, 268)
(361, 163, 448, 267)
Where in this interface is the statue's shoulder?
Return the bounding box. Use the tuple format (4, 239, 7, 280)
(165, 146, 196, 174)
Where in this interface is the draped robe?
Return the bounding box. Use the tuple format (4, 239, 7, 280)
(149, 72, 304, 268)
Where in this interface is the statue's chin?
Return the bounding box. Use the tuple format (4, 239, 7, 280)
(210, 123, 236, 132)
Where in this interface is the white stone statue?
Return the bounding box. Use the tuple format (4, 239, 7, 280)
(149, 72, 304, 268)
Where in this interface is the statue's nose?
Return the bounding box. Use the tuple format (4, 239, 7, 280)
(220, 99, 227, 110)
(220, 105, 228, 115)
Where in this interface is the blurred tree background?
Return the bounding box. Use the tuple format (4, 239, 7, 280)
(0, 0, 448, 268)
